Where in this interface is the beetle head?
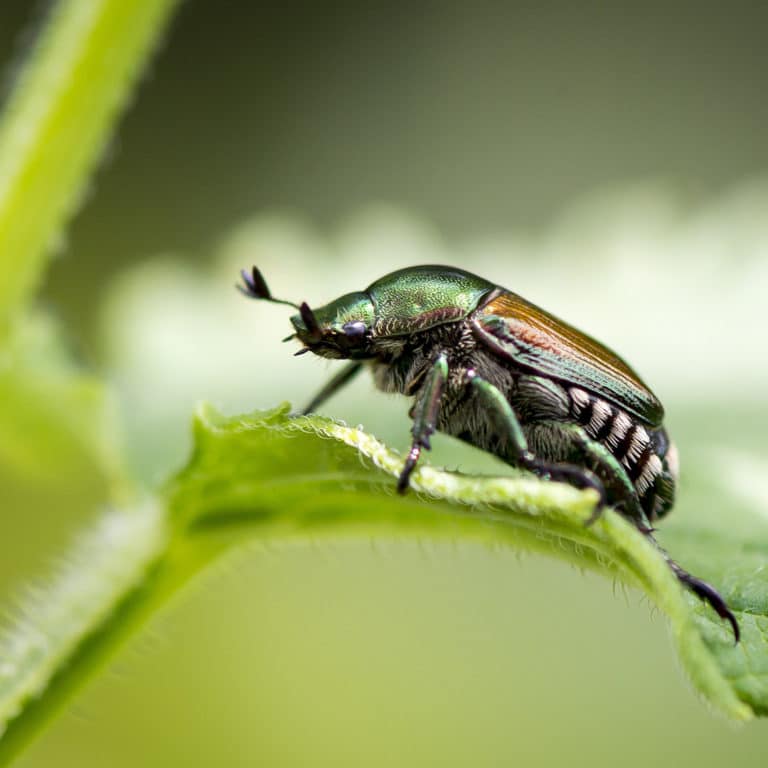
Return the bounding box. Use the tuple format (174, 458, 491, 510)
(239, 267, 375, 359)
(289, 291, 376, 359)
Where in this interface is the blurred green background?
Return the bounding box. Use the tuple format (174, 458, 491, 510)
(2, 1, 768, 765)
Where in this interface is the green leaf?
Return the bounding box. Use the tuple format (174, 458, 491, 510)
(168, 404, 762, 720)
(1, 402, 764, 763)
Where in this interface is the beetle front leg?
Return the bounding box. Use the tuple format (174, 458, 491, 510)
(300, 361, 363, 415)
(467, 372, 607, 519)
(398, 353, 449, 493)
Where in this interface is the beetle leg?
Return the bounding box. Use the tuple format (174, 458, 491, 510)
(558, 423, 649, 528)
(467, 374, 607, 520)
(299, 361, 363, 415)
(646, 534, 740, 643)
(397, 353, 449, 493)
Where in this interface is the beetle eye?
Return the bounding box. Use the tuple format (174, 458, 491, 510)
(342, 321, 367, 338)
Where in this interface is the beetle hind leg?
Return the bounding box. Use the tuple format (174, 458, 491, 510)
(467, 374, 606, 523)
(641, 532, 740, 642)
(522, 454, 607, 523)
(556, 423, 651, 529)
(671, 563, 740, 642)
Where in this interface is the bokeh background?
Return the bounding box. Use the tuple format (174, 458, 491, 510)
(2, 1, 768, 765)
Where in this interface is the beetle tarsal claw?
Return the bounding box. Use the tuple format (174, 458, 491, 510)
(583, 502, 603, 527)
(653, 543, 741, 643)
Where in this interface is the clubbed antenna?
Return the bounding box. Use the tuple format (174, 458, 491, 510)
(239, 266, 323, 345)
(237, 266, 300, 309)
(299, 301, 322, 342)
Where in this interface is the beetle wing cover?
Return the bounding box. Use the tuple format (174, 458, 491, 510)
(474, 292, 664, 426)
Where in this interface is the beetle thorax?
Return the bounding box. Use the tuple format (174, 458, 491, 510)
(368, 319, 478, 396)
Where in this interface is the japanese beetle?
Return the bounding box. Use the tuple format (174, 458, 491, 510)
(240, 264, 739, 641)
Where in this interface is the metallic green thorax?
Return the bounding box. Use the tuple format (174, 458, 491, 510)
(367, 266, 496, 336)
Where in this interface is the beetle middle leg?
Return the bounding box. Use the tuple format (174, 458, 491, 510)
(467, 372, 607, 517)
(398, 353, 449, 493)
(532, 426, 739, 640)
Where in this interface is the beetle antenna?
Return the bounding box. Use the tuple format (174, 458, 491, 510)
(299, 302, 322, 342)
(238, 266, 301, 309)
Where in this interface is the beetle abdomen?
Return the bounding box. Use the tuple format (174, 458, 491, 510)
(568, 387, 675, 521)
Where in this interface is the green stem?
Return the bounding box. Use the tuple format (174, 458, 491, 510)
(0, 504, 168, 764)
(0, 0, 182, 336)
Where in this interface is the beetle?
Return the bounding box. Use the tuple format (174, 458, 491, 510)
(239, 264, 739, 641)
